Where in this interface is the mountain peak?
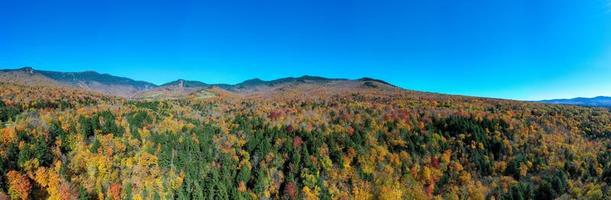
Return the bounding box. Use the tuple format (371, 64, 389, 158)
(238, 78, 265, 86)
(3, 67, 37, 74)
(297, 75, 328, 80)
(161, 79, 208, 88)
(81, 70, 99, 74)
(358, 77, 395, 87)
(19, 66, 34, 72)
(291, 75, 346, 82)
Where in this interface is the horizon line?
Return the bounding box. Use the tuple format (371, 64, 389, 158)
(2, 66, 607, 102)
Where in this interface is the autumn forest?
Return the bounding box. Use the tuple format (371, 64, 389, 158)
(0, 76, 609, 200)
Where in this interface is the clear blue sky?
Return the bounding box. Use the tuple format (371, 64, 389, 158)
(1, 0, 610, 100)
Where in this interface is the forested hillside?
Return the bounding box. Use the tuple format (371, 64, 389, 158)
(0, 82, 609, 200)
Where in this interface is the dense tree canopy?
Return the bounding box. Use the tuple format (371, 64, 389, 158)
(0, 82, 609, 199)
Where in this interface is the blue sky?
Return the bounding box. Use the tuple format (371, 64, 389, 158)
(1, 0, 610, 100)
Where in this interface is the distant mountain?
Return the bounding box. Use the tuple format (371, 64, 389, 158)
(0, 67, 157, 97)
(0, 67, 398, 99)
(230, 75, 348, 91)
(235, 75, 345, 88)
(236, 78, 266, 87)
(136, 79, 217, 100)
(0, 67, 61, 87)
(157, 75, 394, 92)
(357, 77, 396, 87)
(37, 69, 156, 89)
(138, 75, 397, 99)
(160, 79, 209, 88)
(539, 96, 611, 107)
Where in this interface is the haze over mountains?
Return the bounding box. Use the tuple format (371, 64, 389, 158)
(0, 67, 397, 99)
(538, 96, 611, 107)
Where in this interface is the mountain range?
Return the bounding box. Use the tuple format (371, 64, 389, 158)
(2, 67, 608, 107)
(538, 96, 611, 107)
(0, 67, 398, 99)
(0, 67, 156, 97)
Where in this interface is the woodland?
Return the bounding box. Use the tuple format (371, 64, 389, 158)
(0, 82, 609, 199)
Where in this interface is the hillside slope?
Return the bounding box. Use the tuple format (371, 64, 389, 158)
(0, 67, 63, 87)
(0, 67, 156, 97)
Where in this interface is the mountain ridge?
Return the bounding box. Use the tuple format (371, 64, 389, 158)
(538, 96, 611, 107)
(160, 79, 208, 88)
(3, 67, 608, 104)
(0, 67, 157, 97)
(1, 67, 157, 88)
(0, 67, 397, 98)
